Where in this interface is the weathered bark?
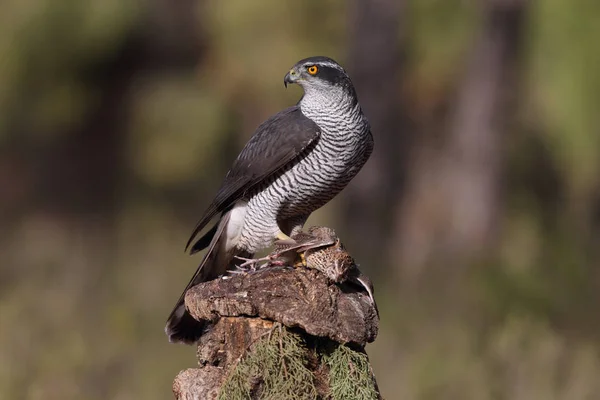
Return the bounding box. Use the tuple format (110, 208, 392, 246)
(173, 318, 276, 400)
(186, 267, 378, 346)
(173, 267, 380, 399)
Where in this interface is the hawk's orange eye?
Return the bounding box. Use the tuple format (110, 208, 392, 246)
(307, 65, 318, 75)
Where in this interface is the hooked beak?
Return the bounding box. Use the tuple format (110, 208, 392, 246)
(284, 68, 298, 88)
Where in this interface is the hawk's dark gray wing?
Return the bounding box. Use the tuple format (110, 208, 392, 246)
(185, 106, 321, 253)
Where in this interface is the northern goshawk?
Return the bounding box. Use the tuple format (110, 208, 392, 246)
(166, 56, 373, 344)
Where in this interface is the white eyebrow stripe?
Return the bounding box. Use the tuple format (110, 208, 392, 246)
(302, 61, 345, 71)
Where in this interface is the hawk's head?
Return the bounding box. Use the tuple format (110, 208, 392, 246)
(284, 56, 355, 96)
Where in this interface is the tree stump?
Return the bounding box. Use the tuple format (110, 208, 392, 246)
(172, 266, 381, 400)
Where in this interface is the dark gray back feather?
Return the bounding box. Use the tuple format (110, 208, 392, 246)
(186, 106, 321, 252)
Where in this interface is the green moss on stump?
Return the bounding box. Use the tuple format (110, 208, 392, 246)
(322, 342, 380, 400)
(218, 326, 379, 400)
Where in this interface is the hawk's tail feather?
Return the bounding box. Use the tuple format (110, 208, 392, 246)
(188, 222, 218, 255)
(166, 211, 250, 344)
(165, 303, 208, 344)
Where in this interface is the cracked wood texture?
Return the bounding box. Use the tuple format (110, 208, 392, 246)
(186, 267, 378, 346)
(173, 266, 380, 399)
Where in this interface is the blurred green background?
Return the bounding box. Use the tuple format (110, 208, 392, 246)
(1, 0, 599, 398)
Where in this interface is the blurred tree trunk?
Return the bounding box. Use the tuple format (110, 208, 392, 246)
(344, 0, 410, 271)
(391, 0, 527, 286)
(9, 0, 208, 294)
(39, 0, 205, 222)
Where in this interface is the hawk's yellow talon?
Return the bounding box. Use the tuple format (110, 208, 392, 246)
(293, 252, 307, 268)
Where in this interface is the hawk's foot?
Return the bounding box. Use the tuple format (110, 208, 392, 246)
(234, 255, 274, 271)
(293, 252, 307, 268)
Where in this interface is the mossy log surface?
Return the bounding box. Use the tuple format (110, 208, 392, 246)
(173, 266, 381, 400)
